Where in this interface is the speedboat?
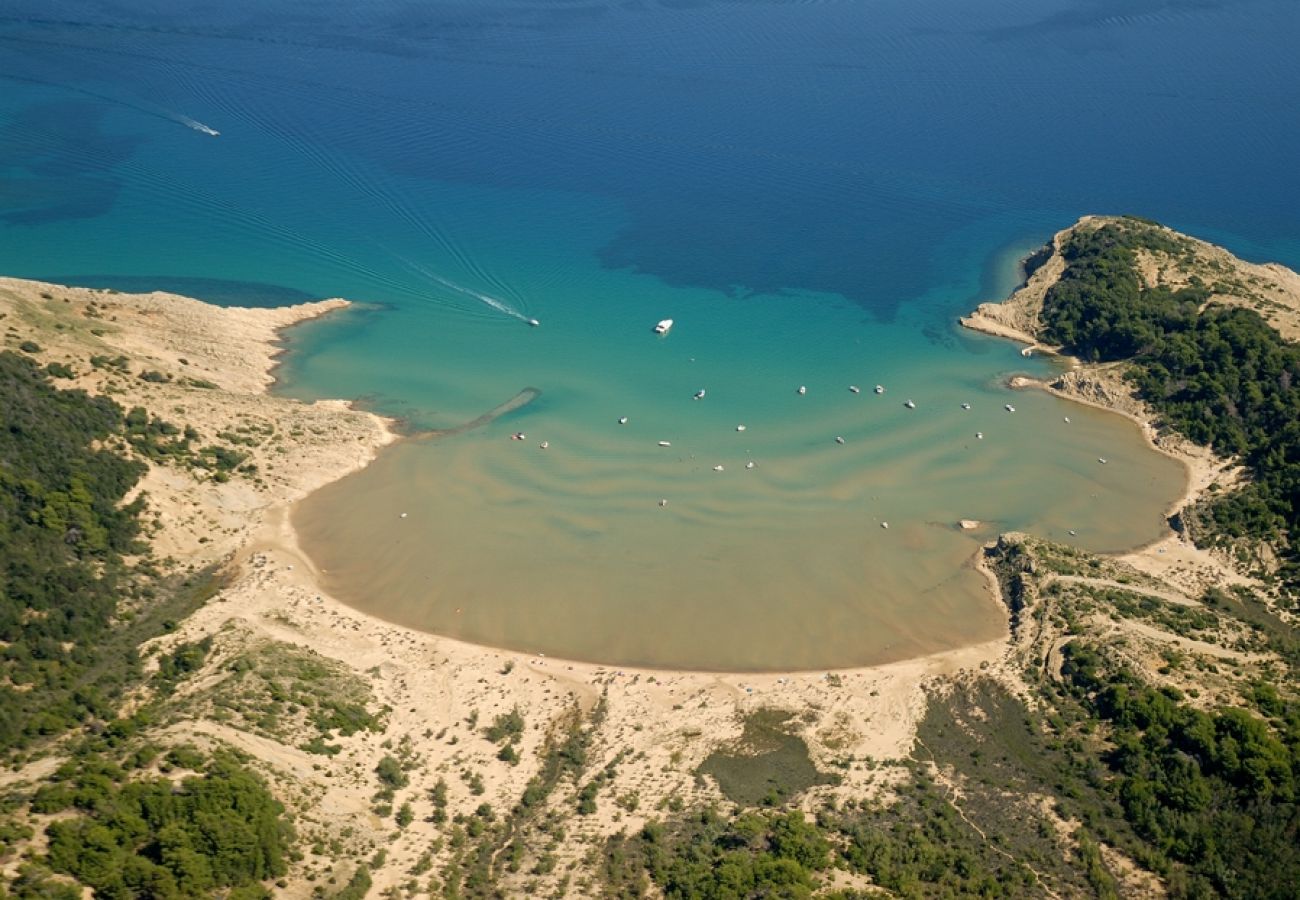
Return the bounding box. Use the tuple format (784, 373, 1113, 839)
(654, 319, 673, 334)
(849, 385, 861, 393)
(693, 389, 706, 400)
(1004, 404, 1016, 413)
(658, 440, 672, 447)
(527, 318, 540, 327)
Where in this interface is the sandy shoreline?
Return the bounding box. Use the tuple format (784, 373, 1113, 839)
(9, 212, 1294, 892)
(1, 274, 1015, 896)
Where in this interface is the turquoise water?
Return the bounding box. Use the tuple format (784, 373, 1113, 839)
(2, 0, 1297, 668)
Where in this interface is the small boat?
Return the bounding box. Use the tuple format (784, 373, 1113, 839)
(527, 318, 540, 327)
(658, 440, 672, 447)
(745, 461, 755, 469)
(736, 424, 746, 432)
(1063, 416, 1071, 423)
(976, 432, 984, 439)
(797, 385, 807, 395)
(511, 432, 526, 440)
(539, 441, 549, 449)
(1098, 457, 1108, 464)
(659, 498, 668, 507)
(712, 465, 724, 472)
(849, 385, 861, 393)
(693, 389, 706, 400)
(881, 521, 889, 529)
(904, 399, 915, 409)
(961, 403, 971, 410)
(1004, 404, 1016, 413)
(654, 319, 673, 334)
(618, 416, 628, 425)
(874, 384, 885, 394)
(835, 436, 846, 444)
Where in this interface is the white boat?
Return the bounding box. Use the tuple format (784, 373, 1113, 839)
(904, 399, 916, 409)
(693, 389, 706, 400)
(745, 461, 756, 469)
(658, 440, 672, 447)
(712, 465, 724, 472)
(835, 436, 846, 444)
(527, 318, 540, 327)
(1004, 404, 1016, 413)
(961, 403, 971, 410)
(654, 319, 673, 334)
(874, 384, 885, 394)
(618, 416, 628, 424)
(849, 385, 861, 393)
(797, 385, 807, 395)
(736, 424, 746, 432)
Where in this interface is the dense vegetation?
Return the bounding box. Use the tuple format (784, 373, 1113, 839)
(0, 352, 294, 898)
(603, 809, 829, 898)
(1040, 220, 1300, 587)
(1060, 643, 1300, 898)
(0, 351, 146, 750)
(30, 749, 290, 898)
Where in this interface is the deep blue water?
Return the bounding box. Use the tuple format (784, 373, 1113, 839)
(3, 0, 1298, 668)
(3, 0, 1298, 316)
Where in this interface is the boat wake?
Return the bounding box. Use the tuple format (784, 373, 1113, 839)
(391, 252, 534, 324)
(173, 114, 220, 136)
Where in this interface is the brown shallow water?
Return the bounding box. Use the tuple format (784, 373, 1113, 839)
(294, 380, 1186, 671)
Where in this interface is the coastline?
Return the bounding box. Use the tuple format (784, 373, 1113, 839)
(0, 274, 1010, 895)
(6, 212, 1296, 891)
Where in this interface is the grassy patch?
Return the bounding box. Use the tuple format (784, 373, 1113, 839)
(697, 708, 836, 807)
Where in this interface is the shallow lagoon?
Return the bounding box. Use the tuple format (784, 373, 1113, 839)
(293, 284, 1187, 671)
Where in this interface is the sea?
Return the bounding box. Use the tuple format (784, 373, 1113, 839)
(2, 0, 1298, 670)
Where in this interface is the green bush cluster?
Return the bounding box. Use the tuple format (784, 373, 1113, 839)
(33, 751, 289, 898)
(124, 406, 198, 464)
(606, 809, 828, 899)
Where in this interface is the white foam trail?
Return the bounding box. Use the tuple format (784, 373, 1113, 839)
(391, 252, 530, 322)
(173, 113, 220, 136)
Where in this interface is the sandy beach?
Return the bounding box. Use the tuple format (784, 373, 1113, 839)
(0, 275, 1011, 896)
